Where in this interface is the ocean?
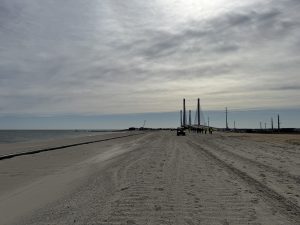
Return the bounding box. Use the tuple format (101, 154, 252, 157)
(0, 130, 112, 144)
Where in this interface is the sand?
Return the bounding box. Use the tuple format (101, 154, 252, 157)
(0, 131, 299, 225)
(224, 132, 300, 145)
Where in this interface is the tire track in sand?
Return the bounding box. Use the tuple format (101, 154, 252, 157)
(194, 137, 300, 206)
(102, 134, 195, 225)
(96, 133, 295, 225)
(174, 140, 294, 225)
(188, 140, 300, 224)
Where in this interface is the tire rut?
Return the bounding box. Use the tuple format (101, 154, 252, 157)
(188, 140, 300, 223)
(194, 137, 300, 206)
(200, 138, 299, 182)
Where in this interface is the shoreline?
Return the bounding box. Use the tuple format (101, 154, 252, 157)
(0, 131, 137, 156)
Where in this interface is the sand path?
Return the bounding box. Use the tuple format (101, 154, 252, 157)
(0, 131, 299, 225)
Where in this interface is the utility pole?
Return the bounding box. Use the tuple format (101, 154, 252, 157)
(234, 120, 236, 130)
(277, 114, 280, 132)
(180, 110, 182, 127)
(271, 117, 274, 131)
(208, 116, 210, 127)
(260, 122, 262, 130)
(189, 110, 191, 126)
(226, 107, 228, 129)
(183, 98, 186, 127)
(265, 122, 267, 130)
(197, 98, 200, 127)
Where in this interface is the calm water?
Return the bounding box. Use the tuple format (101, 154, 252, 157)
(0, 130, 111, 144)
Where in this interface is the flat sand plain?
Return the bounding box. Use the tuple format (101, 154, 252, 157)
(0, 131, 299, 225)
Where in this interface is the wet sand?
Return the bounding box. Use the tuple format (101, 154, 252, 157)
(0, 131, 299, 225)
(0, 131, 128, 156)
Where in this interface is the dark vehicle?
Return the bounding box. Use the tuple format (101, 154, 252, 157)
(177, 128, 186, 136)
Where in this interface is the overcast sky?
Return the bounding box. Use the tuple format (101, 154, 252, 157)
(0, 0, 300, 127)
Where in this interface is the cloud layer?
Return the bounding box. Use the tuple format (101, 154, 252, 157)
(0, 0, 300, 115)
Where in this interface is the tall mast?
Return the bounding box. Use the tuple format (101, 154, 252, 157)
(180, 110, 182, 127)
(183, 99, 186, 127)
(226, 107, 228, 129)
(197, 98, 200, 126)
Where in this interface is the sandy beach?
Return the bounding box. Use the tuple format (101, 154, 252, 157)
(0, 131, 299, 225)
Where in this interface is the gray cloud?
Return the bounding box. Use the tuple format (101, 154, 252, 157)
(135, 6, 296, 60)
(0, 0, 300, 115)
(270, 85, 300, 91)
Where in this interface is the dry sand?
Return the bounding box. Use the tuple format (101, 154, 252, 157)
(0, 131, 299, 225)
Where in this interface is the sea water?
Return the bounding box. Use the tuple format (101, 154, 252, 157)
(0, 130, 111, 144)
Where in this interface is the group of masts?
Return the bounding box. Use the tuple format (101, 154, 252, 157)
(180, 98, 202, 128)
(258, 114, 280, 131)
(180, 99, 282, 131)
(227, 107, 281, 132)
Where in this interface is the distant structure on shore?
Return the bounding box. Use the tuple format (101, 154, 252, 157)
(179, 98, 208, 131)
(178, 99, 299, 134)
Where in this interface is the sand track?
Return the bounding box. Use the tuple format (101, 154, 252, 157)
(190, 137, 300, 207)
(1, 132, 299, 225)
(187, 140, 300, 223)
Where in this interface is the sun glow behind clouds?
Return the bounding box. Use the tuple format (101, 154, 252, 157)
(156, 0, 261, 24)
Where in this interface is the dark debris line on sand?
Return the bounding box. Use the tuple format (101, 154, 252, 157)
(0, 133, 144, 161)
